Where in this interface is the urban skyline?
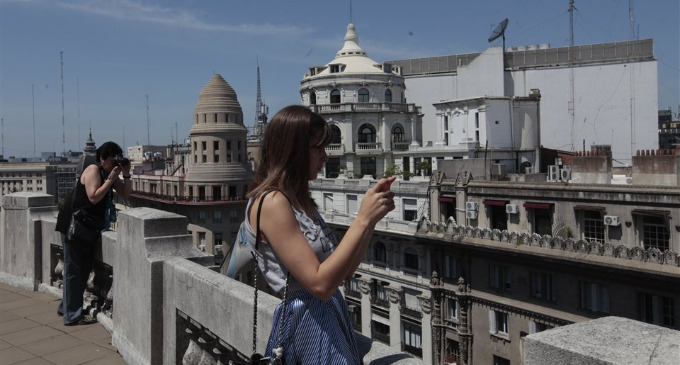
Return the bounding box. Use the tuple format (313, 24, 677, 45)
(1, 0, 678, 158)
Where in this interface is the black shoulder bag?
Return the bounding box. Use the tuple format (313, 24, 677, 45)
(66, 171, 106, 246)
(231, 190, 289, 365)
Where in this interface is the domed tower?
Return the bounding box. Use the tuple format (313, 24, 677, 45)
(185, 74, 251, 201)
(300, 23, 422, 179)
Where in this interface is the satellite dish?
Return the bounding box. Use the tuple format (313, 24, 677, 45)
(488, 18, 509, 43)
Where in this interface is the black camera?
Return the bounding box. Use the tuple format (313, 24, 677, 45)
(112, 155, 130, 167)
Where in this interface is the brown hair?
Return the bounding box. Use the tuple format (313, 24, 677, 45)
(248, 105, 331, 213)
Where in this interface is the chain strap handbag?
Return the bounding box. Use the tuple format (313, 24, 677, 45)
(231, 190, 289, 365)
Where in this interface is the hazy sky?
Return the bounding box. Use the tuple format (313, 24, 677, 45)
(1, 0, 678, 158)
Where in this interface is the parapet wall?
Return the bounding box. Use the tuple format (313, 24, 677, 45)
(0, 192, 419, 365)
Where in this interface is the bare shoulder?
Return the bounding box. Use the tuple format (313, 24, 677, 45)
(81, 164, 100, 183)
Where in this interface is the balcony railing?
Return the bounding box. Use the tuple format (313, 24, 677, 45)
(356, 142, 382, 153)
(310, 103, 420, 114)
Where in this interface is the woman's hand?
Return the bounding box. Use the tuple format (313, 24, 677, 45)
(356, 177, 396, 226)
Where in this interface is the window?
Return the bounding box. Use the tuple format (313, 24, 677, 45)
(493, 355, 511, 365)
(198, 211, 206, 223)
(642, 215, 670, 251)
(229, 210, 239, 223)
(371, 320, 390, 345)
(213, 210, 222, 224)
(358, 88, 369, 102)
(533, 208, 552, 236)
(640, 293, 675, 327)
(403, 248, 419, 272)
(202, 154, 207, 163)
(310, 91, 317, 105)
(580, 281, 609, 313)
(330, 64, 340, 73)
(360, 157, 376, 178)
(403, 322, 422, 358)
(392, 124, 405, 143)
(214, 233, 222, 247)
(323, 193, 333, 211)
(446, 298, 459, 320)
(443, 255, 458, 280)
(330, 89, 341, 104)
(403, 198, 417, 221)
(330, 125, 341, 144)
(201, 141, 206, 151)
(530, 271, 556, 301)
(213, 141, 219, 151)
(445, 340, 460, 364)
(529, 320, 554, 334)
(489, 310, 509, 336)
(358, 123, 376, 144)
(374, 241, 387, 264)
(489, 264, 511, 291)
(583, 210, 604, 243)
(385, 89, 392, 102)
(347, 194, 358, 215)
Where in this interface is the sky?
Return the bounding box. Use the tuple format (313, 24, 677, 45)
(1, 0, 678, 158)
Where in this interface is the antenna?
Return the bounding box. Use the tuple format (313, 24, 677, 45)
(569, 0, 576, 46)
(60, 51, 66, 155)
(1, 117, 4, 157)
(629, 0, 636, 39)
(32, 84, 36, 158)
(146, 94, 150, 145)
(255, 57, 262, 125)
(349, 0, 353, 23)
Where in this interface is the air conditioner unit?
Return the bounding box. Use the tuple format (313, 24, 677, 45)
(525, 166, 534, 174)
(547, 165, 559, 182)
(604, 215, 620, 226)
(491, 164, 506, 176)
(466, 201, 478, 211)
(505, 204, 518, 214)
(560, 165, 572, 181)
(466, 210, 478, 219)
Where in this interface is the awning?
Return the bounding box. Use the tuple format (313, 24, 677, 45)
(631, 209, 671, 217)
(573, 205, 606, 211)
(438, 197, 455, 203)
(483, 200, 507, 206)
(524, 202, 552, 210)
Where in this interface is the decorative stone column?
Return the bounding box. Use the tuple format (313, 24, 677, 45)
(359, 278, 372, 336)
(429, 271, 444, 365)
(457, 277, 473, 365)
(386, 285, 403, 350)
(418, 293, 433, 365)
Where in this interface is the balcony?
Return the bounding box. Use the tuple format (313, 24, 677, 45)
(309, 102, 420, 115)
(0, 192, 419, 365)
(356, 142, 383, 155)
(325, 143, 345, 156)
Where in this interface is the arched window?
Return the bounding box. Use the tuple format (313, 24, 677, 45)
(330, 89, 341, 104)
(403, 248, 419, 271)
(392, 124, 405, 143)
(358, 88, 369, 103)
(310, 91, 317, 105)
(358, 123, 376, 143)
(374, 242, 387, 263)
(385, 89, 392, 103)
(331, 125, 341, 144)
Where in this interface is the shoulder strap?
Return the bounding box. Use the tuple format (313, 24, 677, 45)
(251, 189, 289, 360)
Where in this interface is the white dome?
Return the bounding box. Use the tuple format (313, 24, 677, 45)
(317, 23, 383, 75)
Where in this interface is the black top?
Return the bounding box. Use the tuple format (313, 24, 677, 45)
(55, 165, 109, 234)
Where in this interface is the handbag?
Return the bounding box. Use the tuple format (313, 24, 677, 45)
(66, 183, 105, 245)
(230, 190, 289, 365)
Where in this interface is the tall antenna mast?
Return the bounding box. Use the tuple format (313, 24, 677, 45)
(146, 94, 150, 145)
(568, 0, 575, 46)
(32, 84, 36, 158)
(255, 57, 262, 125)
(1, 117, 4, 157)
(629, 0, 636, 39)
(60, 51, 66, 155)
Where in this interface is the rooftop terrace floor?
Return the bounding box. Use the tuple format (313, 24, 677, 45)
(0, 282, 125, 365)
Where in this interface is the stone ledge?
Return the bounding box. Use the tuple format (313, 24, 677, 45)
(523, 316, 680, 365)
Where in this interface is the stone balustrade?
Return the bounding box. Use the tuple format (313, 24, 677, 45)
(0, 192, 419, 365)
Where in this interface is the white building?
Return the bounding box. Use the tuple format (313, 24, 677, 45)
(389, 40, 658, 166)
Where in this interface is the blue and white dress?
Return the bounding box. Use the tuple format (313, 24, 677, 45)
(245, 198, 361, 364)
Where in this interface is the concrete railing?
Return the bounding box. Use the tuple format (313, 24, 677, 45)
(0, 192, 419, 364)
